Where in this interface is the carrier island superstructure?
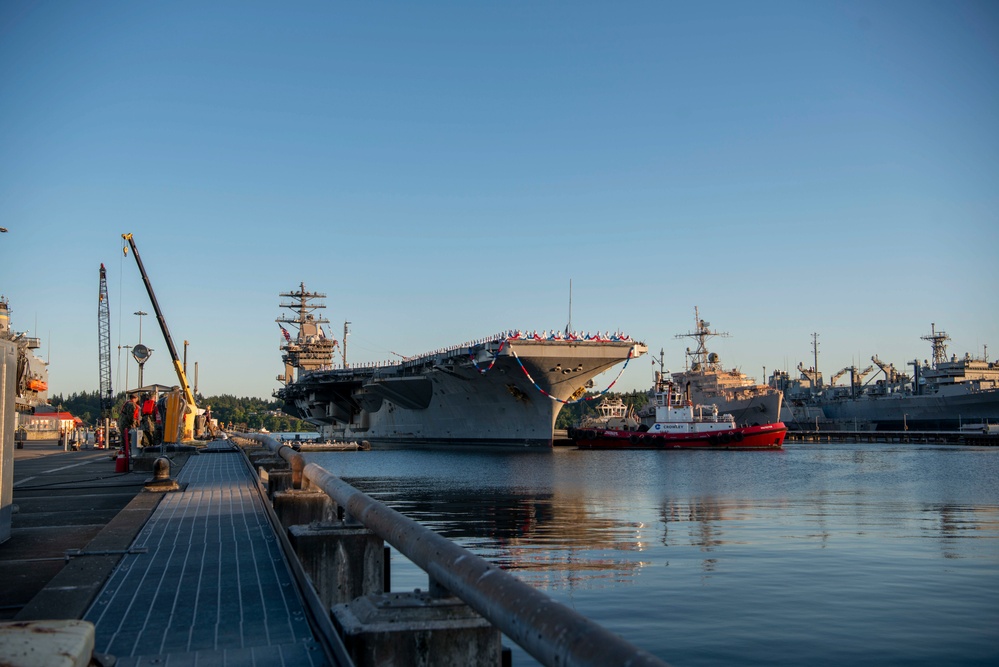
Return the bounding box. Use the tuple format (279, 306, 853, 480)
(274, 284, 647, 448)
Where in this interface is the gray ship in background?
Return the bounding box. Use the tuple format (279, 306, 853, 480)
(771, 324, 999, 431)
(0, 295, 49, 412)
(640, 308, 783, 428)
(274, 284, 647, 448)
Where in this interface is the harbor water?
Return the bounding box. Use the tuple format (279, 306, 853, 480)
(305, 441, 999, 666)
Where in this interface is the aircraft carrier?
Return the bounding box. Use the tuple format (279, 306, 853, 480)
(273, 284, 647, 448)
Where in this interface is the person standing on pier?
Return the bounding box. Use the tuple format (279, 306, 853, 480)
(141, 391, 156, 447)
(154, 392, 168, 445)
(119, 394, 140, 457)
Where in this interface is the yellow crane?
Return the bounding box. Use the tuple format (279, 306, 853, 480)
(121, 233, 198, 441)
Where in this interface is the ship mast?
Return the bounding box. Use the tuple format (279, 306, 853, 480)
(276, 283, 337, 384)
(921, 323, 950, 369)
(675, 306, 729, 372)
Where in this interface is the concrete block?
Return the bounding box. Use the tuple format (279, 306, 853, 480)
(288, 523, 384, 608)
(0, 620, 95, 667)
(332, 591, 501, 667)
(267, 470, 294, 497)
(272, 489, 333, 527)
(253, 457, 287, 476)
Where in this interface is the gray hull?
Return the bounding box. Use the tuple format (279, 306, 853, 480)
(690, 391, 784, 427)
(819, 388, 999, 430)
(278, 339, 645, 448)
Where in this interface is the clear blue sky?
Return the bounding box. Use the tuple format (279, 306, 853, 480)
(2, 1, 997, 401)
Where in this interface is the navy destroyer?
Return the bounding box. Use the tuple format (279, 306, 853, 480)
(274, 284, 647, 448)
(772, 324, 999, 430)
(640, 308, 783, 428)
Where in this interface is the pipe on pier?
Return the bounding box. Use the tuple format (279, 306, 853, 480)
(304, 462, 668, 667)
(241, 431, 668, 666)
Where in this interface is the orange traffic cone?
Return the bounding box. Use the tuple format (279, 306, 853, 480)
(114, 449, 129, 473)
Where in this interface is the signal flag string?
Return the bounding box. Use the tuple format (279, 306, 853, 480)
(508, 345, 635, 405)
(467, 340, 507, 374)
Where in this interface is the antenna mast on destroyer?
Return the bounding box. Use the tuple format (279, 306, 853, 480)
(675, 306, 730, 372)
(276, 283, 337, 385)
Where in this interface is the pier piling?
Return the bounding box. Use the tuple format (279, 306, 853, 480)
(289, 522, 385, 608)
(273, 488, 335, 527)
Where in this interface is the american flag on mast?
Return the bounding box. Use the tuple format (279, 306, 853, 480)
(279, 324, 292, 342)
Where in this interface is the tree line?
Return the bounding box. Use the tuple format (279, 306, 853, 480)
(49, 388, 652, 432)
(47, 390, 314, 433)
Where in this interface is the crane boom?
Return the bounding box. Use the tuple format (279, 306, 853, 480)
(121, 233, 197, 411)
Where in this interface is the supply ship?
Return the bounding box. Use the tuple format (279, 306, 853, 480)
(273, 285, 647, 448)
(771, 324, 999, 431)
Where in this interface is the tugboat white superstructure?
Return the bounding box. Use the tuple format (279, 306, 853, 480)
(572, 371, 786, 450)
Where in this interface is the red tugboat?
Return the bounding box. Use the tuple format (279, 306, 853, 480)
(571, 372, 787, 450)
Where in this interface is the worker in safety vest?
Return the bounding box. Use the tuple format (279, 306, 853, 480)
(155, 392, 168, 445)
(119, 394, 140, 457)
(141, 392, 156, 447)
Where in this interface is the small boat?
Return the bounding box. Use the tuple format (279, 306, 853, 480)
(577, 396, 641, 432)
(27, 378, 48, 392)
(570, 372, 787, 450)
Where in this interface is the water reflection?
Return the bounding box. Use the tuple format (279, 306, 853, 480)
(346, 477, 653, 588)
(330, 446, 999, 590)
(313, 445, 999, 666)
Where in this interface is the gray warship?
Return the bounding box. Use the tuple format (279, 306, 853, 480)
(772, 324, 999, 430)
(274, 284, 647, 448)
(642, 308, 783, 427)
(0, 295, 49, 412)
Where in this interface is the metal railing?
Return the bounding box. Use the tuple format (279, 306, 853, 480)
(242, 432, 669, 667)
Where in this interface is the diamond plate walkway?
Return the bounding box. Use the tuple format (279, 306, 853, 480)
(84, 444, 331, 666)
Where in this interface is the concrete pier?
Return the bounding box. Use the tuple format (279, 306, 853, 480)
(4, 435, 669, 667)
(81, 441, 336, 665)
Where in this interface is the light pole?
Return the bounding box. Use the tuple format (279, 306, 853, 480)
(134, 311, 147, 345)
(134, 311, 148, 387)
(343, 321, 351, 368)
(121, 345, 132, 393)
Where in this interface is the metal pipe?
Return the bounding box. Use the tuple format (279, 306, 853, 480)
(242, 433, 305, 488)
(304, 462, 668, 667)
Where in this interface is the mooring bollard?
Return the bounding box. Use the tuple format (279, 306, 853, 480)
(144, 457, 179, 492)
